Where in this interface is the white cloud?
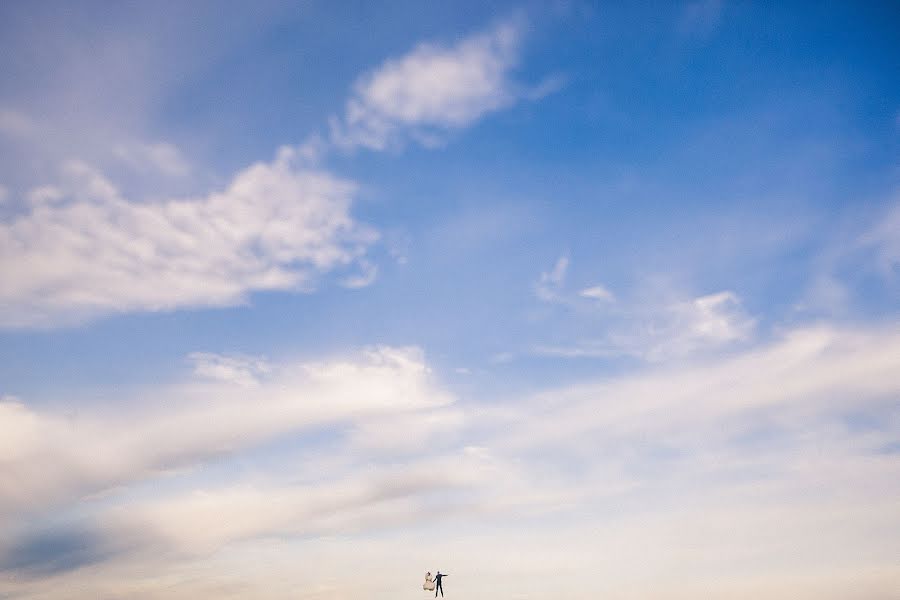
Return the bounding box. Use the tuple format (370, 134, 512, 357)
(579, 284, 615, 302)
(0, 346, 452, 525)
(668, 290, 755, 345)
(113, 141, 191, 177)
(535, 258, 616, 307)
(330, 21, 525, 151)
(340, 259, 378, 289)
(535, 255, 569, 302)
(187, 352, 272, 387)
(507, 325, 900, 452)
(0, 152, 378, 327)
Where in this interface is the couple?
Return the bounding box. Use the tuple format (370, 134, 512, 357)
(423, 570, 448, 597)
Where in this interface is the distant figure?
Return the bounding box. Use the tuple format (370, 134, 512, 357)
(434, 571, 448, 597)
(423, 571, 435, 591)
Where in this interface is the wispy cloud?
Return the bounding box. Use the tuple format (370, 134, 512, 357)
(0, 151, 377, 327)
(0, 346, 451, 524)
(797, 197, 900, 315)
(535, 255, 569, 302)
(861, 199, 900, 280)
(529, 255, 755, 361)
(114, 451, 494, 555)
(329, 21, 529, 151)
(579, 284, 615, 302)
(512, 324, 900, 452)
(187, 352, 272, 387)
(656, 290, 755, 353)
(2, 324, 898, 595)
(533, 289, 755, 361)
(340, 259, 378, 289)
(113, 141, 191, 177)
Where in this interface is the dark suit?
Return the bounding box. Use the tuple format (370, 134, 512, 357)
(434, 572, 448, 597)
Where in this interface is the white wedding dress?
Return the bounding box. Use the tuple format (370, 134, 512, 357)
(423, 574, 435, 591)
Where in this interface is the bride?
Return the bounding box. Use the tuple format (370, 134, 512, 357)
(423, 571, 435, 591)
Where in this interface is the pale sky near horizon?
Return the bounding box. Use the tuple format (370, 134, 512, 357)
(1, 2, 898, 599)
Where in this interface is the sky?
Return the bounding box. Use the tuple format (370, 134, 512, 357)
(0, 1, 898, 598)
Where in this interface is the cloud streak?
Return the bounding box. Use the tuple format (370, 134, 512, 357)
(0, 152, 377, 327)
(0, 346, 452, 525)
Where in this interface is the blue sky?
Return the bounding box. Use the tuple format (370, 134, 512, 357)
(0, 2, 898, 598)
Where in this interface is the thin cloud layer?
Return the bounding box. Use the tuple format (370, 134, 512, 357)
(0, 346, 451, 525)
(0, 152, 377, 327)
(113, 141, 191, 177)
(1, 324, 898, 596)
(505, 324, 900, 451)
(187, 352, 272, 387)
(330, 21, 524, 150)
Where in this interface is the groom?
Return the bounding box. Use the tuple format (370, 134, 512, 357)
(434, 571, 448, 597)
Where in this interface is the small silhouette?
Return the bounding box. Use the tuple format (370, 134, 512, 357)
(433, 570, 448, 597)
(423, 571, 435, 591)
